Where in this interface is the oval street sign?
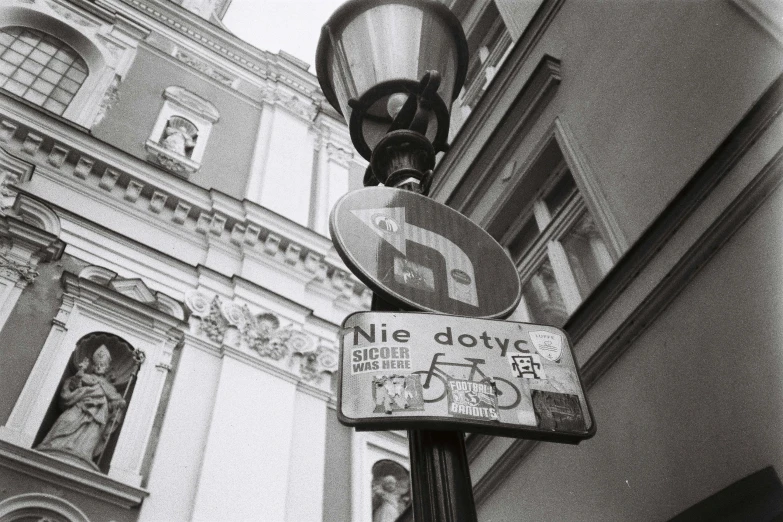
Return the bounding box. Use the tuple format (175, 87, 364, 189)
(330, 187, 521, 318)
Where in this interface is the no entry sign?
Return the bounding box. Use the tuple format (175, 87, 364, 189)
(329, 187, 521, 318)
(338, 311, 595, 442)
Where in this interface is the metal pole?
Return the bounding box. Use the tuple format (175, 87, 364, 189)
(371, 268, 478, 522)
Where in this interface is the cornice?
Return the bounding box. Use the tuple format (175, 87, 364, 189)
(0, 439, 148, 509)
(104, 0, 327, 106)
(0, 96, 368, 308)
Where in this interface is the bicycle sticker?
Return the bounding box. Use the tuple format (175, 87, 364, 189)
(508, 353, 546, 380)
(372, 374, 424, 414)
(446, 379, 499, 420)
(529, 331, 563, 362)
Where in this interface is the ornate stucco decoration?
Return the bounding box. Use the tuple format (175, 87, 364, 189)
(185, 290, 335, 382)
(162, 87, 220, 123)
(173, 49, 235, 87)
(145, 140, 199, 176)
(92, 75, 121, 128)
(260, 85, 318, 121)
(0, 252, 38, 284)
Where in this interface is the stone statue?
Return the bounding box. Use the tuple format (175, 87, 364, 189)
(372, 475, 405, 522)
(160, 118, 196, 156)
(36, 345, 126, 471)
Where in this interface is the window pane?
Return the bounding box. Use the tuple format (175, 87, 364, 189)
(49, 58, 68, 73)
(21, 59, 43, 75)
(508, 214, 539, 261)
(29, 48, 50, 65)
(3, 49, 24, 65)
(543, 170, 576, 217)
(32, 78, 54, 95)
(23, 89, 45, 105)
(561, 212, 613, 298)
(43, 98, 65, 114)
(12, 68, 34, 85)
(521, 258, 568, 326)
(4, 79, 26, 96)
(50, 87, 72, 104)
(11, 39, 33, 55)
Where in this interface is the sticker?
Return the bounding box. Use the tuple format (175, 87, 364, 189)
(529, 331, 563, 362)
(351, 345, 412, 374)
(446, 379, 499, 421)
(509, 353, 546, 380)
(394, 257, 435, 292)
(373, 374, 424, 414)
(531, 390, 586, 432)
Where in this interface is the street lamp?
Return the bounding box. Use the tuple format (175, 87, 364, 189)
(316, 0, 468, 192)
(317, 2, 477, 521)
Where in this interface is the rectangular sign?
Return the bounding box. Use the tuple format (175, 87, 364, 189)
(338, 311, 595, 442)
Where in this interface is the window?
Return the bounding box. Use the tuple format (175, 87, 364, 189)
(449, 2, 514, 138)
(0, 27, 88, 116)
(144, 86, 219, 177)
(499, 139, 616, 326)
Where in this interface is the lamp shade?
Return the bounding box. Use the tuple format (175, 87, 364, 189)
(316, 0, 468, 160)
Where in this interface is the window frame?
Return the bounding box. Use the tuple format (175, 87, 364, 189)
(490, 119, 626, 324)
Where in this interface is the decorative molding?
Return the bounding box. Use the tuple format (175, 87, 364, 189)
(260, 85, 318, 121)
(0, 105, 368, 306)
(162, 86, 220, 123)
(0, 440, 147, 509)
(173, 48, 235, 87)
(79, 265, 185, 320)
(0, 252, 38, 284)
(184, 291, 337, 382)
(144, 139, 199, 176)
(92, 75, 122, 128)
(325, 142, 354, 168)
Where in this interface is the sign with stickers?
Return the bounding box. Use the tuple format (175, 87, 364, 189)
(338, 311, 595, 442)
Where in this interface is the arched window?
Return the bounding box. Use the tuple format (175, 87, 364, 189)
(371, 459, 411, 522)
(0, 26, 88, 115)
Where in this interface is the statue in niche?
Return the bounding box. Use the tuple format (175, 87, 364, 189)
(159, 115, 198, 157)
(36, 339, 143, 471)
(371, 460, 411, 522)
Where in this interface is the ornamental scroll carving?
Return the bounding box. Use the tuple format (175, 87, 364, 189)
(184, 291, 337, 382)
(0, 252, 38, 284)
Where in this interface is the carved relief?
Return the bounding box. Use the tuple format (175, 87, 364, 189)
(260, 85, 318, 121)
(297, 345, 338, 383)
(184, 292, 334, 379)
(92, 75, 121, 128)
(173, 49, 234, 87)
(0, 252, 39, 284)
(46, 1, 95, 27)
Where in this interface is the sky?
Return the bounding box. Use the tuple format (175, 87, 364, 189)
(222, 0, 346, 71)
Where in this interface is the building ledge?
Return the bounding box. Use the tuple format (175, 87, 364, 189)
(0, 439, 148, 509)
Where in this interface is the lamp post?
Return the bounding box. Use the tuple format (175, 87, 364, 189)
(317, 2, 477, 520)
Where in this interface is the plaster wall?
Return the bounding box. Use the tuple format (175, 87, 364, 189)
(0, 255, 87, 425)
(258, 107, 316, 227)
(463, 0, 783, 246)
(93, 45, 260, 199)
(475, 183, 783, 521)
(322, 409, 353, 522)
(189, 355, 299, 521)
(139, 341, 222, 521)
